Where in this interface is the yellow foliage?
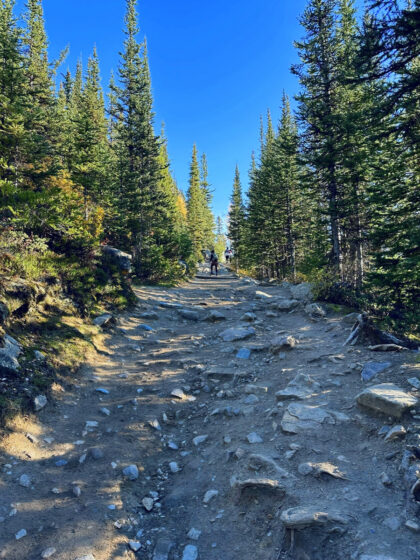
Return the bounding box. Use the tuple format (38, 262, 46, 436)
(176, 193, 188, 221)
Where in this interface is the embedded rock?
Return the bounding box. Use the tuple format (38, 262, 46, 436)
(270, 335, 297, 354)
(219, 327, 255, 342)
(280, 506, 348, 529)
(281, 403, 335, 434)
(357, 383, 418, 418)
(276, 373, 320, 401)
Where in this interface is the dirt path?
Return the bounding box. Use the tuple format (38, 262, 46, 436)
(1, 270, 419, 560)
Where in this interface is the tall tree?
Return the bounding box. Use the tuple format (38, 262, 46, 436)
(200, 152, 214, 248)
(187, 144, 206, 260)
(228, 165, 245, 268)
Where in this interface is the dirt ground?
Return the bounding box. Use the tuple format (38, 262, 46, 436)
(1, 268, 419, 560)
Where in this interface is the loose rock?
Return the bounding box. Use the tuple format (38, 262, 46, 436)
(356, 383, 418, 418)
(182, 545, 198, 560)
(203, 489, 218, 503)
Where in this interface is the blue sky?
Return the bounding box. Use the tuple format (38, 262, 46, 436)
(15, 0, 322, 220)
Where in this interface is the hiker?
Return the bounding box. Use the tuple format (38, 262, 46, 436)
(210, 249, 218, 276)
(225, 247, 230, 263)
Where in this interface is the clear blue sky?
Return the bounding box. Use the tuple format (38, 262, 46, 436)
(15, 0, 322, 220)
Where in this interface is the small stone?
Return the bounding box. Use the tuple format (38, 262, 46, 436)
(193, 435, 208, 446)
(405, 519, 420, 532)
(51, 488, 61, 494)
(34, 395, 47, 411)
(203, 489, 218, 504)
(169, 461, 180, 473)
(244, 394, 259, 405)
(129, 541, 141, 552)
(90, 447, 104, 460)
(219, 327, 255, 342)
(182, 545, 198, 560)
(123, 465, 139, 480)
(137, 324, 154, 331)
(236, 348, 251, 360)
(223, 435, 231, 444)
(384, 425, 406, 442)
(247, 432, 263, 444)
(142, 497, 154, 511)
(379, 472, 392, 486)
(85, 421, 99, 429)
(383, 516, 401, 531)
(34, 350, 46, 361)
(270, 335, 297, 354)
(55, 459, 67, 467)
(95, 388, 109, 394)
(93, 313, 113, 327)
(149, 419, 161, 431)
(171, 388, 196, 402)
(241, 312, 257, 322)
(298, 463, 314, 476)
(19, 474, 31, 488)
(407, 377, 420, 389)
(75, 555, 96, 560)
(187, 527, 202, 540)
(72, 485, 82, 497)
(41, 548, 56, 559)
(168, 441, 178, 450)
(15, 529, 27, 540)
(280, 506, 348, 529)
(100, 407, 111, 416)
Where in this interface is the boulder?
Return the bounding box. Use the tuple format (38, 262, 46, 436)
(271, 299, 300, 311)
(305, 303, 326, 318)
(270, 335, 297, 354)
(0, 334, 21, 372)
(240, 312, 257, 322)
(281, 403, 335, 433)
(290, 283, 314, 302)
(361, 362, 391, 382)
(101, 245, 132, 272)
(219, 327, 255, 342)
(0, 302, 9, 324)
(356, 383, 418, 418)
(276, 373, 320, 401)
(93, 314, 115, 328)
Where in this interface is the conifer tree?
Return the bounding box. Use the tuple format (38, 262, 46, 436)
(109, 0, 172, 278)
(228, 165, 245, 268)
(200, 153, 215, 248)
(187, 144, 206, 261)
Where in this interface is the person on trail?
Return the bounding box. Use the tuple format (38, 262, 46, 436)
(210, 249, 218, 276)
(225, 247, 230, 263)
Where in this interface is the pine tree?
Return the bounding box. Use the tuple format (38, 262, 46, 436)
(187, 144, 206, 261)
(109, 0, 173, 278)
(200, 153, 215, 248)
(228, 165, 245, 269)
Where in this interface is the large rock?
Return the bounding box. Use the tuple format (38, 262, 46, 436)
(178, 309, 200, 321)
(276, 373, 320, 401)
(0, 334, 21, 372)
(290, 283, 314, 302)
(305, 303, 326, 318)
(280, 506, 348, 529)
(204, 310, 226, 322)
(93, 313, 114, 328)
(271, 299, 300, 312)
(270, 335, 297, 354)
(219, 327, 255, 342)
(230, 476, 285, 495)
(0, 301, 9, 324)
(101, 245, 132, 272)
(357, 384, 418, 418)
(281, 403, 336, 433)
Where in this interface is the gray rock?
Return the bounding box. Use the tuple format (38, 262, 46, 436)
(149, 419, 161, 431)
(100, 407, 111, 416)
(75, 555, 96, 560)
(193, 435, 208, 446)
(157, 301, 182, 309)
(359, 556, 398, 560)
(140, 311, 159, 320)
(240, 312, 257, 322)
(203, 489, 218, 503)
(248, 454, 290, 478)
(72, 485, 81, 497)
(407, 377, 420, 389)
(171, 388, 196, 402)
(142, 497, 154, 511)
(276, 373, 320, 401)
(230, 476, 285, 495)
(129, 541, 142, 552)
(95, 387, 109, 394)
(298, 461, 346, 479)
(244, 394, 259, 405)
(270, 335, 297, 354)
(34, 394, 47, 411)
(19, 474, 31, 488)
(271, 299, 300, 311)
(182, 545, 198, 560)
(219, 327, 255, 342)
(290, 283, 314, 302)
(281, 403, 335, 434)
(0, 333, 21, 372)
(123, 464, 139, 480)
(383, 516, 401, 531)
(361, 362, 391, 382)
(245, 384, 268, 394)
(93, 313, 114, 327)
(405, 519, 420, 533)
(34, 350, 46, 361)
(357, 383, 418, 418)
(384, 425, 406, 441)
(305, 303, 326, 318)
(41, 548, 56, 559)
(15, 529, 27, 540)
(255, 290, 273, 299)
(236, 347, 251, 359)
(178, 309, 200, 321)
(298, 463, 314, 476)
(169, 461, 180, 473)
(0, 301, 9, 324)
(247, 432, 263, 444)
(187, 528, 202, 540)
(101, 245, 132, 272)
(379, 472, 392, 486)
(90, 447, 104, 460)
(204, 310, 226, 322)
(280, 506, 348, 529)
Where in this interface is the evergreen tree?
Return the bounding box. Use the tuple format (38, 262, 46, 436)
(187, 144, 206, 261)
(228, 165, 245, 269)
(109, 0, 173, 278)
(200, 153, 215, 248)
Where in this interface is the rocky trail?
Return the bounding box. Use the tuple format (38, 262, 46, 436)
(1, 268, 419, 560)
